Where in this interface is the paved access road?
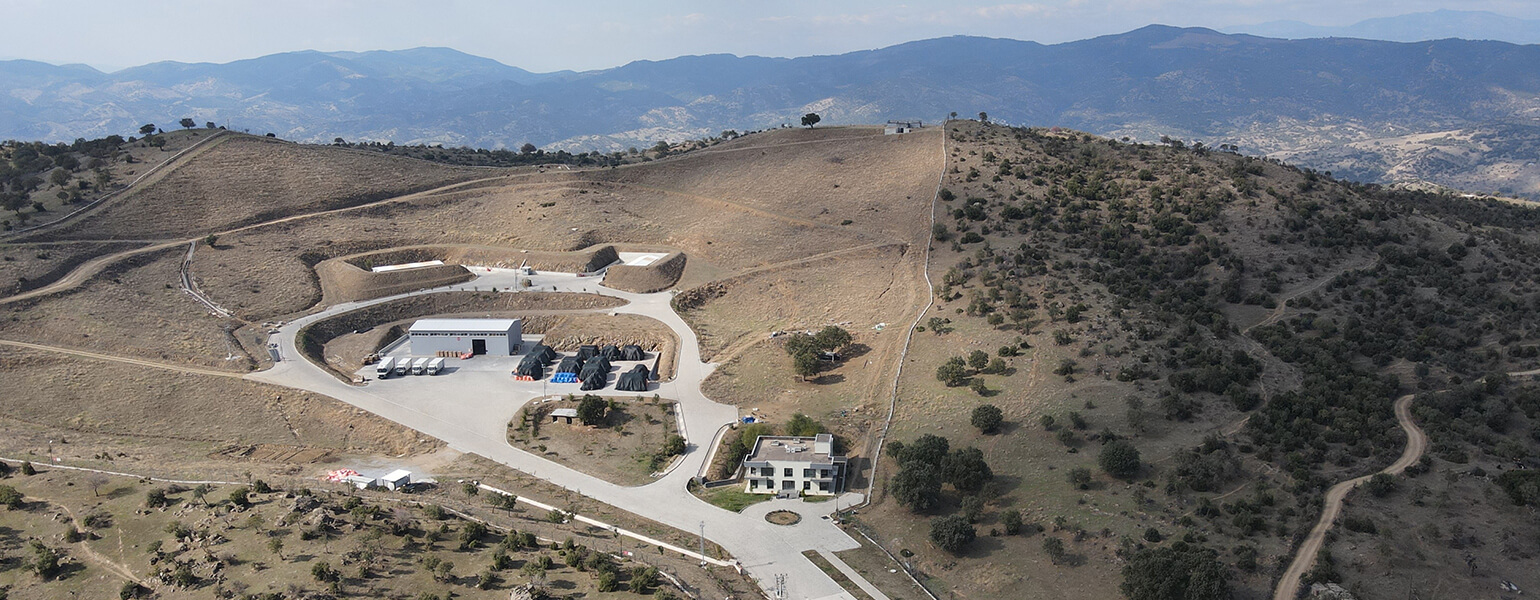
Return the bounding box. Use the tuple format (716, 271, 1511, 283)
(250, 268, 884, 600)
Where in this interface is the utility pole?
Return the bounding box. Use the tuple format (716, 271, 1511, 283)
(698, 521, 706, 567)
(775, 574, 786, 599)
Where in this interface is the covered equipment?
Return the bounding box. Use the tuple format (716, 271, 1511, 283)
(578, 356, 612, 381)
(554, 356, 582, 375)
(616, 365, 650, 392)
(528, 344, 559, 364)
(579, 371, 607, 390)
(515, 354, 545, 378)
(620, 345, 646, 361)
(600, 344, 621, 361)
(575, 345, 599, 362)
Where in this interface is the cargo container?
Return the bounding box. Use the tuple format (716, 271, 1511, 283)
(376, 357, 395, 378)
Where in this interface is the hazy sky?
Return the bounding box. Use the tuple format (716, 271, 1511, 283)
(3, 0, 1537, 72)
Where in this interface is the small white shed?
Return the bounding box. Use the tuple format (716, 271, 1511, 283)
(380, 469, 412, 490)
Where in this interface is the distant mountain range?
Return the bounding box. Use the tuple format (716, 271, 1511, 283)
(1229, 10, 1540, 44)
(4, 24, 1540, 195)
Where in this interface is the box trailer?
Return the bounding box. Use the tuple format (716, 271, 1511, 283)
(376, 357, 395, 378)
(412, 357, 430, 375)
(426, 357, 445, 375)
(394, 360, 409, 376)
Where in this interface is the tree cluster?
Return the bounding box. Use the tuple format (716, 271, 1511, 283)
(782, 326, 852, 380)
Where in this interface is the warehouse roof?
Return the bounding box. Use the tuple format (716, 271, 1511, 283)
(409, 318, 520, 333)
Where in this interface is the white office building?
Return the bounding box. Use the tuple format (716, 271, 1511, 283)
(741, 433, 847, 496)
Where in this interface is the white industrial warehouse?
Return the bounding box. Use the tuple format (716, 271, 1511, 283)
(408, 318, 523, 356)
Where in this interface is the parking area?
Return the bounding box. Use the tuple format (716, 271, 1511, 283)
(351, 336, 663, 440)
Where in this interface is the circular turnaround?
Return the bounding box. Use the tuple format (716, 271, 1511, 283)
(765, 510, 802, 526)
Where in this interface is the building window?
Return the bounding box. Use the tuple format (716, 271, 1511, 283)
(803, 469, 813, 477)
(819, 482, 829, 491)
(782, 480, 794, 490)
(803, 481, 811, 490)
(783, 468, 793, 477)
(750, 481, 758, 490)
(820, 470, 829, 478)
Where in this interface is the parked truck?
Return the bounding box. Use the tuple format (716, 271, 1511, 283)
(412, 357, 430, 375)
(394, 359, 409, 377)
(426, 357, 445, 375)
(376, 357, 395, 379)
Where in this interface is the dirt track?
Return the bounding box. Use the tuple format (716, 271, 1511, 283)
(0, 174, 511, 307)
(0, 339, 247, 379)
(1272, 393, 1427, 600)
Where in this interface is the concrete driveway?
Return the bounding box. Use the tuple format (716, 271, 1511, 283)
(250, 267, 885, 600)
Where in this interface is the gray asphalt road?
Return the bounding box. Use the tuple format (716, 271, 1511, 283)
(249, 267, 882, 600)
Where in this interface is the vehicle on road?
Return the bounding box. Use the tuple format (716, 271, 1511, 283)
(376, 357, 395, 378)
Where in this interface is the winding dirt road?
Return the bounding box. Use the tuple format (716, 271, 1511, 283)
(1272, 394, 1427, 600)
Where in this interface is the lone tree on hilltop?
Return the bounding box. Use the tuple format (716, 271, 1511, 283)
(978, 112, 988, 123)
(889, 462, 941, 512)
(929, 515, 975, 553)
(801, 113, 821, 128)
(138, 124, 155, 135)
(1098, 439, 1142, 480)
(793, 351, 821, 381)
(971, 404, 1003, 434)
(936, 357, 968, 387)
(179, 118, 195, 129)
(577, 394, 607, 426)
(967, 349, 989, 371)
(813, 325, 851, 353)
(520, 142, 537, 154)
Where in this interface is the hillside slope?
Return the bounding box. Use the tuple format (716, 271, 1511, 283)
(30, 134, 492, 241)
(859, 121, 1540, 600)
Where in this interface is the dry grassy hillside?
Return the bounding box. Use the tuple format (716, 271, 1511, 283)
(36, 134, 490, 241)
(0, 247, 250, 371)
(0, 345, 431, 456)
(174, 127, 939, 323)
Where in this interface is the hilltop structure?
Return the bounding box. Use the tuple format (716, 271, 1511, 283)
(742, 433, 846, 496)
(408, 318, 522, 356)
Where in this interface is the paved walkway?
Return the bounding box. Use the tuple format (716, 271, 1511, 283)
(249, 267, 881, 600)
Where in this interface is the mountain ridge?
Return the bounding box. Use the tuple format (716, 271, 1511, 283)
(5, 25, 1540, 195)
(1230, 10, 1540, 44)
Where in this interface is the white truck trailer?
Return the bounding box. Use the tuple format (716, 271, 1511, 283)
(426, 357, 445, 375)
(411, 357, 430, 375)
(394, 359, 409, 377)
(376, 357, 395, 378)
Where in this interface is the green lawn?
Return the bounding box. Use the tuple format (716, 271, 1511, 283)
(692, 484, 772, 512)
